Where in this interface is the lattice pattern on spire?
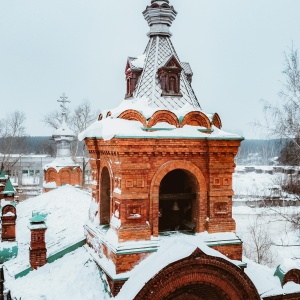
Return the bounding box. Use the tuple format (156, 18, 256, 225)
(133, 36, 201, 111)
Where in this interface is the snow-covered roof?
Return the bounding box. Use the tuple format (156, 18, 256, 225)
(244, 258, 300, 298)
(78, 117, 241, 141)
(52, 119, 75, 137)
(3, 185, 90, 277)
(181, 62, 193, 76)
(128, 54, 146, 70)
(5, 247, 107, 300)
(44, 157, 79, 171)
(115, 232, 241, 300)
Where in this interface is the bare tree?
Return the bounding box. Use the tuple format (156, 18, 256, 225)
(0, 111, 26, 172)
(259, 46, 300, 159)
(255, 46, 300, 231)
(243, 215, 274, 265)
(43, 107, 72, 130)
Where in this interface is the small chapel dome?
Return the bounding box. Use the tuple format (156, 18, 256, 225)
(52, 120, 75, 137)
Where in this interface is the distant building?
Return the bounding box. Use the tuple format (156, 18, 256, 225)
(43, 95, 82, 192)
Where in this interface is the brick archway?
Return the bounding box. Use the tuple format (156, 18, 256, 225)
(150, 160, 207, 236)
(134, 248, 260, 300)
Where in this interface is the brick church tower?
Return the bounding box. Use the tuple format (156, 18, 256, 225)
(44, 94, 82, 192)
(80, 1, 260, 298)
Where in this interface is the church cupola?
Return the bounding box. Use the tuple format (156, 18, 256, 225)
(143, 0, 177, 37)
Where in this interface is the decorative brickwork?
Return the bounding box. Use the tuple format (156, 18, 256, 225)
(212, 113, 222, 129)
(283, 269, 300, 285)
(1, 204, 17, 241)
(85, 137, 241, 244)
(44, 166, 82, 192)
(134, 248, 260, 300)
(118, 110, 147, 127)
(147, 110, 180, 128)
(181, 111, 211, 128)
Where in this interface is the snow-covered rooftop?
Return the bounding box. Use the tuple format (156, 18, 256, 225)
(79, 116, 241, 141)
(3, 185, 90, 277)
(5, 247, 108, 300)
(44, 156, 79, 171)
(52, 119, 75, 137)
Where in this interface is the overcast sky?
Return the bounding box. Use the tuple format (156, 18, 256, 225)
(1, 0, 300, 139)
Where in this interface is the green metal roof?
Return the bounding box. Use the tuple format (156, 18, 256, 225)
(0, 243, 18, 264)
(274, 265, 285, 285)
(3, 178, 16, 194)
(0, 169, 6, 179)
(30, 212, 48, 223)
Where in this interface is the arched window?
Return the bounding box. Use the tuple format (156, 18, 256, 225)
(100, 167, 111, 225)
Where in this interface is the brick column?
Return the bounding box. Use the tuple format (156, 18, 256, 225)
(28, 213, 47, 269)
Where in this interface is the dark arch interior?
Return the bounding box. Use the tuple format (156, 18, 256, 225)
(100, 167, 110, 224)
(159, 169, 198, 232)
(165, 283, 230, 300)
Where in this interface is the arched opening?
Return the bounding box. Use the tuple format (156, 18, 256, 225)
(169, 76, 176, 93)
(159, 169, 198, 232)
(166, 283, 230, 300)
(100, 167, 111, 225)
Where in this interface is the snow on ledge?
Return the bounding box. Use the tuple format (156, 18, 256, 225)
(78, 118, 241, 142)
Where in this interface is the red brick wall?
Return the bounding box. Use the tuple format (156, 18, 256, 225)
(85, 137, 241, 242)
(1, 217, 16, 241)
(44, 166, 82, 192)
(103, 243, 151, 274)
(210, 244, 242, 261)
(29, 228, 47, 269)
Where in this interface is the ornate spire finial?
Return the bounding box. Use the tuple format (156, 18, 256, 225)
(143, 0, 177, 37)
(57, 93, 70, 123)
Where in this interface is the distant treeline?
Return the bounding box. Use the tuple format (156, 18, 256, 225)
(0, 136, 55, 156)
(236, 139, 286, 165)
(23, 136, 54, 154)
(0, 136, 292, 165)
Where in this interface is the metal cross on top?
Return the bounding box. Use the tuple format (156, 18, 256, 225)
(57, 93, 70, 120)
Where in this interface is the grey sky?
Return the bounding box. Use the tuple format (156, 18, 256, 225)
(1, 0, 300, 138)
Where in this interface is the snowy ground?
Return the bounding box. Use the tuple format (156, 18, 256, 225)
(233, 165, 299, 201)
(233, 206, 300, 268)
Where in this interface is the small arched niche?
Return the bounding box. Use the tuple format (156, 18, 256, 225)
(118, 110, 147, 127)
(158, 169, 198, 232)
(100, 167, 111, 225)
(147, 110, 179, 128)
(181, 111, 211, 128)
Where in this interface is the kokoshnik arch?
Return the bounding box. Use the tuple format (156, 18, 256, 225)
(79, 0, 267, 299)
